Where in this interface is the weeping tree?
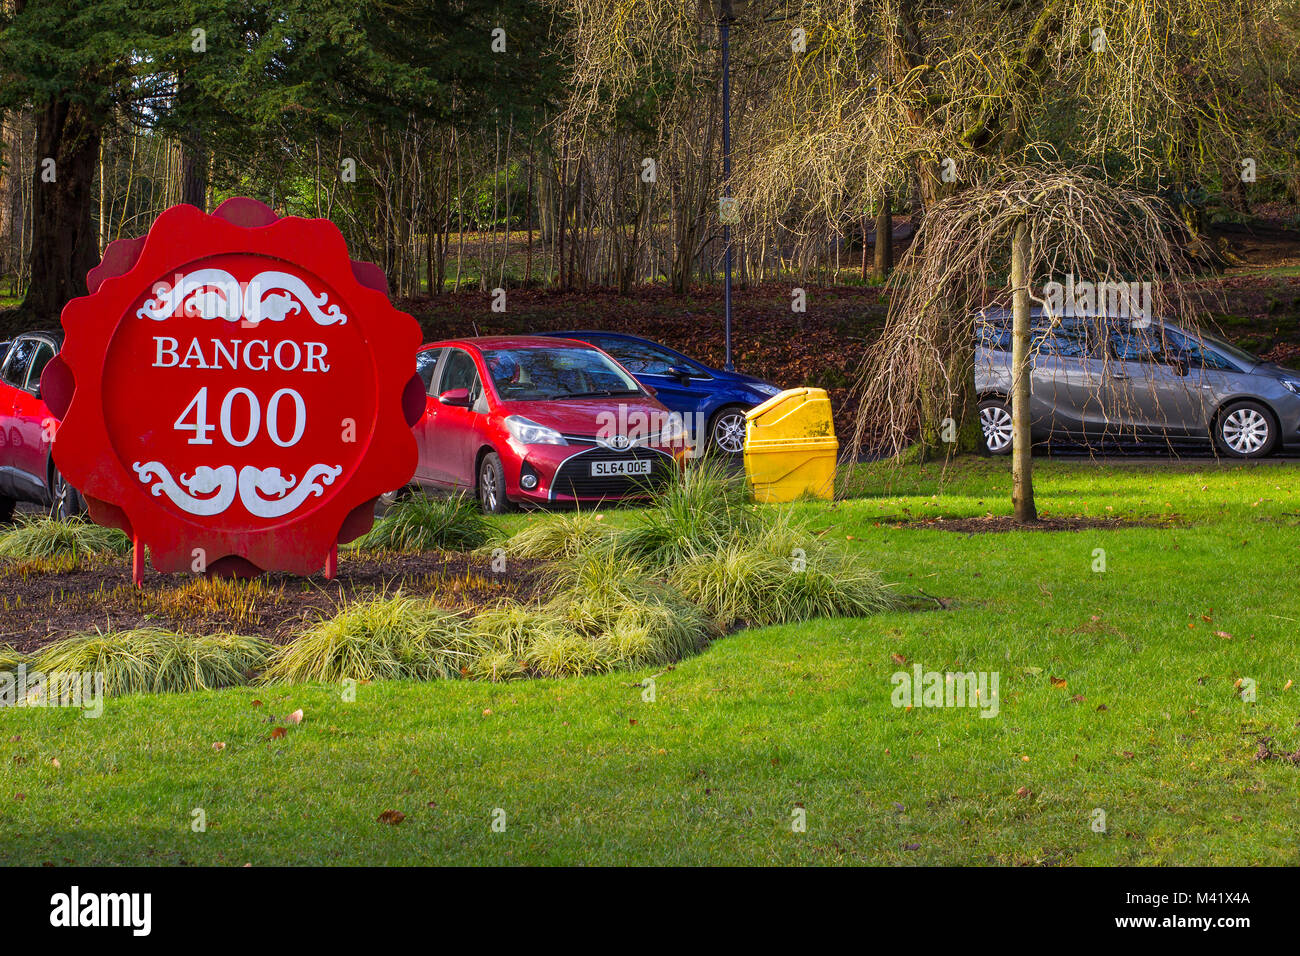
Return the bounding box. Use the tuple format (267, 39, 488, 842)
(728, 0, 1297, 445)
(849, 165, 1217, 520)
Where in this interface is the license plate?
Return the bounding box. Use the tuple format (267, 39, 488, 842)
(591, 459, 651, 477)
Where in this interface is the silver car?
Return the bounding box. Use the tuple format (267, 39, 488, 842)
(975, 311, 1300, 458)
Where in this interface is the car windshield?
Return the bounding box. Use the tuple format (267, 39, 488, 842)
(481, 346, 642, 401)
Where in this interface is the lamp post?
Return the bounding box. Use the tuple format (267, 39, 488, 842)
(719, 0, 735, 371)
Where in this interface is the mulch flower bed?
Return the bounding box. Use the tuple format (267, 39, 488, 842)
(0, 550, 547, 653)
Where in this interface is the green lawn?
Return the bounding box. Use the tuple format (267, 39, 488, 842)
(3, 457, 1299, 865)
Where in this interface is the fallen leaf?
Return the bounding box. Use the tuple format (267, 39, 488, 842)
(377, 810, 406, 825)
(270, 727, 287, 740)
(482, 708, 493, 716)
(50, 758, 60, 769)
(212, 742, 226, 751)
(1049, 676, 1067, 689)
(1071, 694, 1086, 703)
(1014, 786, 1032, 798)
(251, 700, 262, 708)
(1215, 630, 1233, 640)
(903, 842, 921, 851)
(286, 709, 304, 725)
(890, 652, 907, 665)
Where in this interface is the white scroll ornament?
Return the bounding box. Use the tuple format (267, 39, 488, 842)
(133, 461, 343, 518)
(135, 269, 347, 326)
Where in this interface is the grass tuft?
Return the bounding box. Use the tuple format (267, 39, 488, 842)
(354, 493, 493, 552)
(0, 516, 130, 560)
(468, 604, 566, 681)
(261, 595, 475, 683)
(466, 556, 714, 679)
(0, 644, 26, 673)
(672, 521, 895, 628)
(543, 552, 713, 670)
(33, 629, 272, 696)
(500, 511, 614, 559)
(611, 460, 760, 569)
(136, 577, 282, 631)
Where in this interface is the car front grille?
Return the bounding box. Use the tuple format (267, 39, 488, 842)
(550, 446, 675, 500)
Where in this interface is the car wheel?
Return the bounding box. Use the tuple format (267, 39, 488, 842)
(379, 484, 414, 507)
(708, 406, 748, 456)
(978, 399, 1014, 455)
(50, 463, 86, 521)
(477, 452, 513, 514)
(1215, 400, 1276, 459)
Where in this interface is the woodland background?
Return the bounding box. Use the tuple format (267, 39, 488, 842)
(2, 0, 1299, 443)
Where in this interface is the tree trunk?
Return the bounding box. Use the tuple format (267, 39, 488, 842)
(180, 142, 208, 210)
(1010, 220, 1037, 523)
(0, 108, 25, 279)
(872, 191, 892, 280)
(19, 98, 102, 323)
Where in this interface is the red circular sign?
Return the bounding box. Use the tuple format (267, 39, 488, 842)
(48, 199, 423, 578)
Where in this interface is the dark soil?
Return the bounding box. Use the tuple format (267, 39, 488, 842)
(0, 550, 547, 653)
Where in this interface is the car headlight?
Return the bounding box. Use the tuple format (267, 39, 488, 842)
(1282, 380, 1300, 396)
(753, 383, 782, 397)
(504, 415, 567, 445)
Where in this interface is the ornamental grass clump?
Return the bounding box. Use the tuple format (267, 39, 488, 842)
(467, 603, 569, 681)
(611, 460, 762, 570)
(0, 516, 130, 560)
(542, 551, 713, 670)
(354, 493, 493, 552)
(33, 629, 272, 696)
(671, 520, 896, 628)
(0, 644, 26, 673)
(498, 511, 614, 559)
(261, 595, 475, 683)
(465, 553, 713, 680)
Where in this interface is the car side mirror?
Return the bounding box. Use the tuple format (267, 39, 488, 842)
(666, 364, 693, 382)
(438, 387, 471, 407)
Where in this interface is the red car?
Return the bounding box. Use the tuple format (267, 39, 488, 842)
(0, 330, 83, 522)
(410, 336, 687, 512)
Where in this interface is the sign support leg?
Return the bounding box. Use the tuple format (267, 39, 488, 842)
(131, 534, 144, 588)
(324, 544, 338, 580)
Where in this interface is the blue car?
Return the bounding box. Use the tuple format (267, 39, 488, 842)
(537, 331, 782, 455)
